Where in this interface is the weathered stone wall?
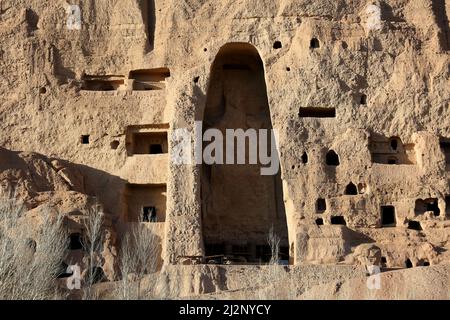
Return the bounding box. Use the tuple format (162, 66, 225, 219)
(0, 0, 449, 270)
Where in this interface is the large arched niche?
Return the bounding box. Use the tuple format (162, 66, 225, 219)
(200, 43, 290, 264)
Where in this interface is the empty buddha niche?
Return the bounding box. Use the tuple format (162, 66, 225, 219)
(201, 43, 289, 264)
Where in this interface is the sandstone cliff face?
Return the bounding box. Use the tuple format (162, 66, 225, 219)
(0, 0, 449, 286)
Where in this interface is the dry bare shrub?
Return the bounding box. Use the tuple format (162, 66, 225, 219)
(255, 227, 294, 300)
(114, 222, 159, 300)
(82, 206, 105, 300)
(268, 227, 281, 266)
(0, 194, 68, 300)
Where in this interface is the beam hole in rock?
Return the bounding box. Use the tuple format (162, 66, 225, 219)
(110, 140, 120, 150)
(408, 220, 422, 231)
(299, 107, 336, 118)
(301, 152, 308, 164)
(273, 41, 282, 49)
(310, 38, 320, 49)
(405, 259, 413, 268)
(330, 216, 346, 225)
(81, 135, 90, 145)
(345, 182, 358, 195)
(360, 94, 367, 105)
(201, 43, 289, 264)
(315, 218, 324, 226)
(381, 206, 396, 226)
(316, 198, 326, 213)
(326, 150, 340, 166)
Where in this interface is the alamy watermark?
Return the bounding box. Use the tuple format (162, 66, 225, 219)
(366, 4, 382, 32)
(66, 264, 81, 290)
(66, 4, 81, 30)
(366, 265, 381, 290)
(171, 121, 281, 176)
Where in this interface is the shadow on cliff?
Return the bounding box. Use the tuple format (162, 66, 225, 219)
(139, 0, 156, 52)
(431, 0, 450, 51)
(49, 158, 128, 222)
(0, 146, 128, 222)
(380, 2, 406, 22)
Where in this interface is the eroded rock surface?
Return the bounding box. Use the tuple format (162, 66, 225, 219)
(0, 0, 449, 298)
